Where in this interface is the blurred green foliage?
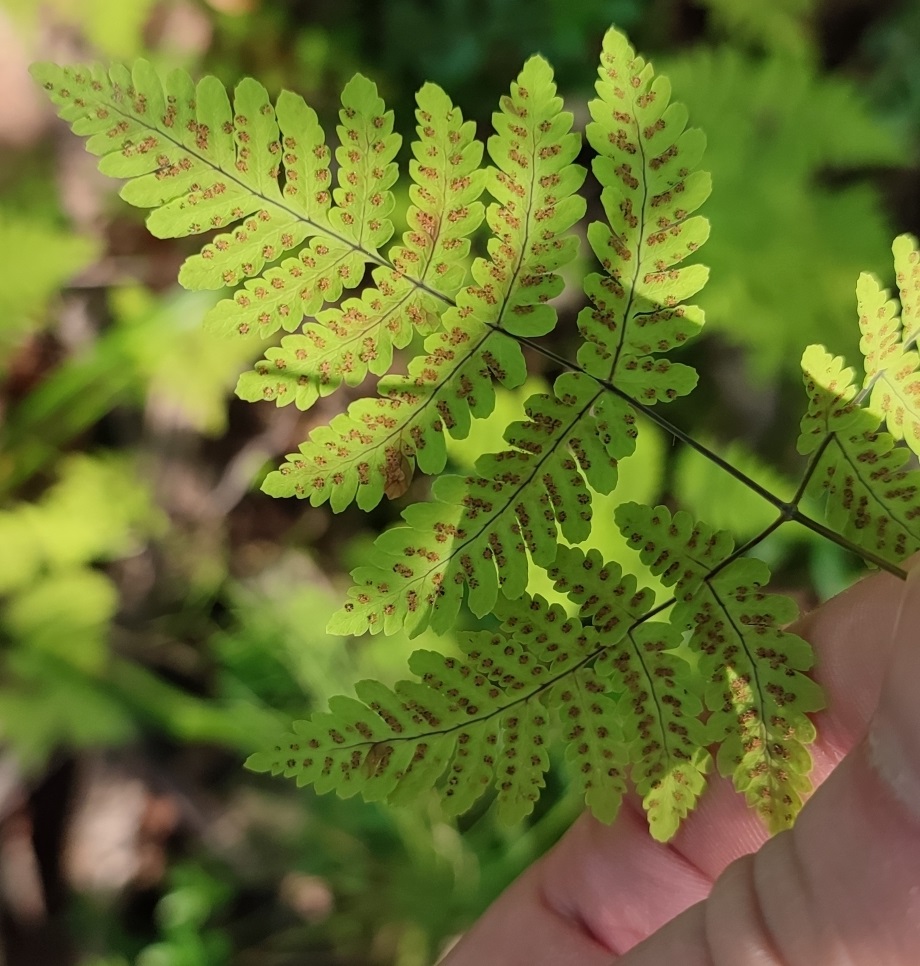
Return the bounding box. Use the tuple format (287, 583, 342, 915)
(666, 46, 904, 378)
(696, 0, 816, 59)
(0, 0, 916, 962)
(5, 0, 159, 57)
(136, 866, 232, 966)
(0, 455, 158, 764)
(0, 211, 98, 356)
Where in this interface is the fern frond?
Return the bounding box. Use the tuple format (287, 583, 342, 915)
(615, 503, 824, 833)
(328, 371, 636, 634)
(262, 56, 586, 511)
(175, 86, 333, 290)
(38, 28, 880, 843)
(30, 61, 398, 339)
(329, 30, 713, 637)
(251, 593, 603, 824)
(798, 345, 920, 562)
(579, 28, 710, 400)
(262, 325, 527, 512)
(237, 83, 486, 409)
(257, 584, 681, 827)
(255, 545, 716, 837)
(858, 234, 920, 455)
(479, 55, 587, 338)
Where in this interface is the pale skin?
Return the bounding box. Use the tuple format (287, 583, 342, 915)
(441, 563, 920, 965)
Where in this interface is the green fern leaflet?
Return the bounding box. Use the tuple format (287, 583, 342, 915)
(858, 234, 920, 455)
(615, 503, 823, 833)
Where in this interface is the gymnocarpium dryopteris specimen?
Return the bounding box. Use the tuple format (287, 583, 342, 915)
(33, 28, 920, 842)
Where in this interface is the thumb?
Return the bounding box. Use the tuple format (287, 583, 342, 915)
(621, 566, 920, 966)
(868, 563, 920, 822)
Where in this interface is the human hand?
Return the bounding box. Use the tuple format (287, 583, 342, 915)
(440, 565, 920, 965)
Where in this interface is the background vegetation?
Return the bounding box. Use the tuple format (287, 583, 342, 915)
(0, 0, 917, 962)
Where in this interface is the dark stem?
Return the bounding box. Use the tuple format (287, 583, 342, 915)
(492, 332, 909, 582)
(789, 508, 907, 578)
(508, 331, 794, 514)
(400, 281, 912, 582)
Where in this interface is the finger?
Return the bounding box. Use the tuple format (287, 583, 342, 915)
(439, 860, 620, 966)
(619, 564, 920, 966)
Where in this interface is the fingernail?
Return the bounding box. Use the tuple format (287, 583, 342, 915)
(868, 563, 920, 816)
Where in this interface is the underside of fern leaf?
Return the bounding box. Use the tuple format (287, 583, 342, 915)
(799, 346, 920, 562)
(330, 27, 711, 639)
(797, 236, 920, 565)
(856, 234, 920, 456)
(250, 559, 708, 839)
(615, 503, 823, 833)
(260, 55, 588, 513)
(34, 28, 920, 842)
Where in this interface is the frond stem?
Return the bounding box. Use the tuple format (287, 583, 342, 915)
(464, 331, 909, 581)
(507, 332, 791, 511)
(788, 507, 907, 578)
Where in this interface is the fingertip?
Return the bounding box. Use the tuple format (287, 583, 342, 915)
(868, 563, 920, 819)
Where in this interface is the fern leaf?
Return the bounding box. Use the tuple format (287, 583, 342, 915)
(799, 345, 920, 562)
(176, 89, 331, 290)
(494, 701, 553, 823)
(328, 370, 636, 635)
(251, 595, 598, 823)
(858, 234, 920, 455)
(262, 56, 586, 511)
(895, 234, 920, 343)
(579, 28, 710, 401)
(329, 75, 400, 248)
(263, 326, 527, 512)
(545, 545, 652, 629)
(256, 555, 713, 835)
(30, 61, 396, 339)
(237, 83, 486, 409)
(549, 670, 627, 825)
(615, 625, 710, 840)
(547, 546, 710, 839)
(328, 31, 714, 637)
(615, 503, 824, 833)
(479, 55, 587, 338)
